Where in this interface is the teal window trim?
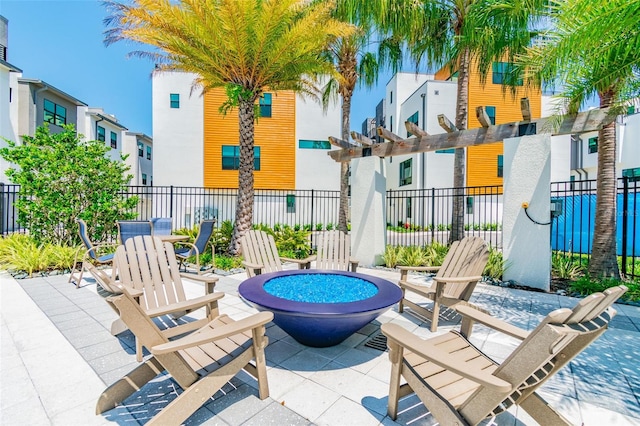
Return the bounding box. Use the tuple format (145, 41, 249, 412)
(259, 93, 272, 118)
(486, 106, 496, 125)
(138, 141, 144, 157)
(142, 173, 147, 185)
(622, 167, 640, 182)
(44, 99, 67, 126)
(299, 140, 331, 149)
(406, 111, 419, 137)
(400, 159, 412, 186)
(110, 131, 117, 149)
(286, 194, 296, 213)
(146, 146, 152, 160)
(436, 149, 455, 154)
(492, 62, 523, 86)
(97, 126, 105, 142)
(170, 93, 180, 108)
(222, 145, 261, 170)
(497, 155, 504, 177)
(588, 136, 598, 154)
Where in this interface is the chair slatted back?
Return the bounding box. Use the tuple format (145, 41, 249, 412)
(116, 236, 187, 312)
(460, 285, 627, 424)
(316, 230, 351, 271)
(436, 236, 489, 301)
(239, 230, 282, 278)
(117, 220, 153, 245)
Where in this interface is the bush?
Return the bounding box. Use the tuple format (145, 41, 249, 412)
(483, 246, 508, 280)
(0, 124, 138, 245)
(0, 234, 76, 277)
(273, 225, 311, 258)
(382, 245, 401, 268)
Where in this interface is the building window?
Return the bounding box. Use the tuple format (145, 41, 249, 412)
(486, 106, 496, 125)
(170, 93, 180, 108)
(222, 145, 261, 170)
(390, 116, 393, 133)
(436, 149, 455, 154)
(97, 126, 105, 142)
(400, 159, 412, 186)
(588, 136, 598, 154)
(406, 111, 419, 137)
(44, 99, 67, 126)
(146, 146, 152, 160)
(492, 62, 523, 86)
(286, 194, 296, 213)
(622, 167, 640, 182)
(138, 141, 144, 157)
(110, 131, 117, 149)
(259, 93, 272, 118)
(299, 140, 331, 149)
(390, 91, 393, 104)
(142, 173, 147, 185)
(497, 155, 504, 177)
(406, 197, 412, 219)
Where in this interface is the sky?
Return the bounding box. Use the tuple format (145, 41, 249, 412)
(0, 0, 392, 138)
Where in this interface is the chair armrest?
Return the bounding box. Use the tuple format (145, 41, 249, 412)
(381, 323, 512, 392)
(397, 265, 440, 281)
(398, 280, 435, 297)
(179, 272, 218, 294)
(455, 304, 530, 340)
(120, 284, 144, 299)
(281, 255, 317, 266)
(145, 292, 225, 318)
(151, 311, 274, 355)
(432, 275, 483, 284)
(242, 261, 265, 275)
(175, 242, 198, 258)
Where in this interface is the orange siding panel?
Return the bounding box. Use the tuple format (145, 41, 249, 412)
(203, 89, 296, 189)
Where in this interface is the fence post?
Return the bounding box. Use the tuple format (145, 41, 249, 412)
(0, 183, 4, 235)
(621, 177, 629, 277)
(310, 189, 314, 232)
(170, 185, 174, 219)
(431, 187, 435, 243)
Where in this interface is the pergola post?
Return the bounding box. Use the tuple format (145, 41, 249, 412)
(350, 156, 387, 267)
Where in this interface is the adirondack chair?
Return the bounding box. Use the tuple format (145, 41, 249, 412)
(382, 285, 627, 426)
(239, 229, 315, 278)
(315, 230, 359, 272)
(116, 220, 153, 244)
(398, 236, 489, 332)
(69, 219, 118, 290)
(96, 285, 273, 426)
(115, 235, 220, 361)
(174, 219, 215, 274)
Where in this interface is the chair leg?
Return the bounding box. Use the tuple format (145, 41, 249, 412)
(430, 299, 441, 332)
(519, 392, 573, 426)
(136, 338, 143, 362)
(398, 287, 406, 313)
(387, 343, 403, 420)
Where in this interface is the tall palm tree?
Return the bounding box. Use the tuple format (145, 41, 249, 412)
(363, 0, 547, 243)
(521, 0, 640, 279)
(103, 0, 352, 254)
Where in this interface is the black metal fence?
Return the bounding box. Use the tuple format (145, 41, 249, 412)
(551, 177, 639, 279)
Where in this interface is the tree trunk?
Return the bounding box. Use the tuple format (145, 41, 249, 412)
(338, 92, 351, 233)
(229, 98, 256, 255)
(449, 47, 470, 244)
(588, 89, 620, 278)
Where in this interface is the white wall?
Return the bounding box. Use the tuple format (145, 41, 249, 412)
(0, 66, 17, 183)
(294, 90, 341, 190)
(152, 71, 204, 187)
(550, 135, 572, 182)
(619, 113, 640, 174)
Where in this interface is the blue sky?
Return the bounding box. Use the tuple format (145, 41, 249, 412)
(0, 0, 391, 137)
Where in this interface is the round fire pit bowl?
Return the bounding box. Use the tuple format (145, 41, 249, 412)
(238, 269, 402, 347)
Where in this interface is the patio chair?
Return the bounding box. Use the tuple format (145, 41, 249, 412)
(174, 219, 215, 274)
(150, 217, 172, 236)
(239, 229, 315, 278)
(382, 285, 627, 426)
(116, 220, 153, 244)
(69, 219, 119, 290)
(96, 285, 273, 425)
(115, 235, 220, 361)
(398, 236, 489, 332)
(315, 230, 359, 272)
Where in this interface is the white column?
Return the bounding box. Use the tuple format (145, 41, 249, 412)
(350, 156, 387, 267)
(503, 134, 551, 291)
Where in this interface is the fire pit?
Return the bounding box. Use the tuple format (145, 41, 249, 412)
(238, 269, 402, 347)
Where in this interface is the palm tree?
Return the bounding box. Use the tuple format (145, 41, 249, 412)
(521, 0, 640, 279)
(363, 0, 547, 243)
(103, 0, 352, 254)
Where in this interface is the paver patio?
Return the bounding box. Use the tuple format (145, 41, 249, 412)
(2, 265, 639, 425)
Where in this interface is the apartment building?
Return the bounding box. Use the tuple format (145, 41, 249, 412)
(152, 71, 342, 190)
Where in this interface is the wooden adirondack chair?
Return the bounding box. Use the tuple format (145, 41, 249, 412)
(315, 230, 359, 272)
(239, 229, 315, 278)
(398, 236, 489, 332)
(114, 235, 220, 361)
(382, 285, 627, 426)
(96, 286, 273, 426)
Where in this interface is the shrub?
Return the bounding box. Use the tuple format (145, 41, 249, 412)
(0, 234, 76, 277)
(273, 225, 311, 258)
(551, 251, 584, 280)
(398, 245, 426, 266)
(214, 254, 243, 270)
(483, 246, 508, 280)
(382, 245, 401, 268)
(423, 241, 448, 266)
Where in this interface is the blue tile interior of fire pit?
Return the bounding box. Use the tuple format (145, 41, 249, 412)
(263, 273, 378, 303)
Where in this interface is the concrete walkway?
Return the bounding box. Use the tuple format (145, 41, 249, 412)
(2, 267, 639, 425)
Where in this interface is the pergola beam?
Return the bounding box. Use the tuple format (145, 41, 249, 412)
(328, 136, 359, 150)
(405, 121, 429, 137)
(437, 114, 458, 133)
(350, 131, 373, 146)
(521, 97, 531, 122)
(476, 106, 492, 128)
(328, 108, 616, 162)
(377, 126, 405, 143)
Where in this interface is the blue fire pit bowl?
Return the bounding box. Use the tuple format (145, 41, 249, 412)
(238, 269, 402, 347)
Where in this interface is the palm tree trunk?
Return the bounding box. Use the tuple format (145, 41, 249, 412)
(229, 98, 256, 255)
(588, 89, 620, 278)
(449, 47, 470, 244)
(338, 92, 352, 233)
